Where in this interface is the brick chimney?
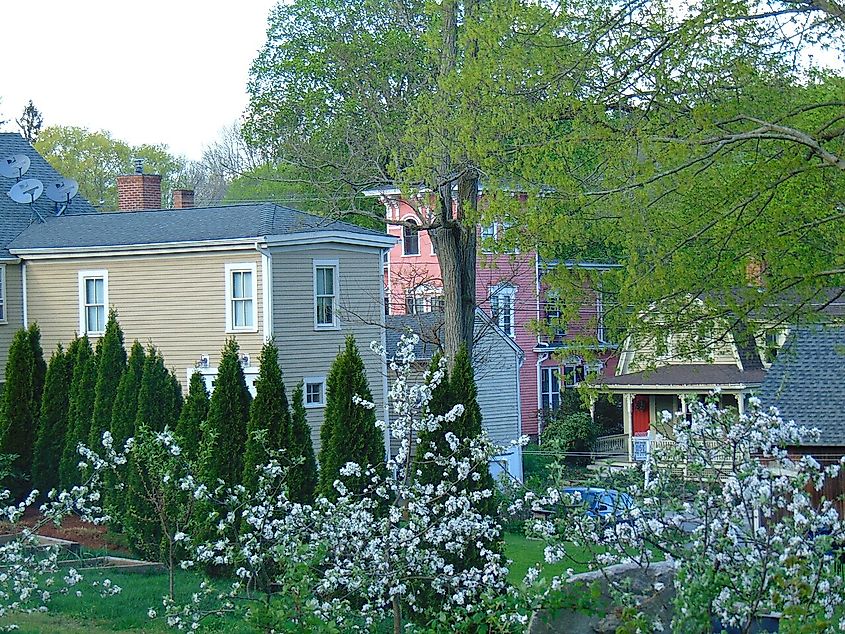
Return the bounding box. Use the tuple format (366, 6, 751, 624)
(116, 159, 162, 211)
(746, 257, 767, 288)
(172, 189, 194, 209)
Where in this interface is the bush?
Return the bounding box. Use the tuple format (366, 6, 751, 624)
(593, 394, 623, 436)
(542, 411, 597, 466)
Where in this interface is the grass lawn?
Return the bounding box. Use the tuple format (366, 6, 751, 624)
(0, 533, 594, 631)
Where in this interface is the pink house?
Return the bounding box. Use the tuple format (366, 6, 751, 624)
(370, 190, 618, 439)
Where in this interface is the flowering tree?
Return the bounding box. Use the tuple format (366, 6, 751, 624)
(529, 397, 845, 632)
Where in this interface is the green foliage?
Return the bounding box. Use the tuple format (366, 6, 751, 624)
(89, 310, 126, 449)
(16, 100, 43, 144)
(176, 371, 209, 462)
(0, 325, 46, 494)
(32, 344, 71, 495)
(134, 347, 181, 433)
(198, 338, 251, 487)
(542, 411, 598, 467)
(110, 341, 145, 448)
(60, 336, 97, 489)
(317, 335, 383, 500)
(286, 384, 317, 504)
(34, 125, 185, 210)
(593, 394, 622, 436)
(242, 341, 290, 491)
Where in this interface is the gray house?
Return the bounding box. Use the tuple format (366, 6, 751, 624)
(1, 134, 395, 451)
(385, 310, 524, 482)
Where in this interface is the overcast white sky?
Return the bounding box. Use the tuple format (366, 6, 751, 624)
(0, 0, 278, 161)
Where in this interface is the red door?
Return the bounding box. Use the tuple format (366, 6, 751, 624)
(632, 395, 650, 436)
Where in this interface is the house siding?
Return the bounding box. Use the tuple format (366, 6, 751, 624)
(0, 263, 25, 379)
(624, 332, 737, 373)
(269, 245, 387, 453)
(24, 251, 265, 387)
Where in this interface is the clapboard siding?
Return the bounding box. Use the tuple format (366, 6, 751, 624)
(0, 263, 25, 378)
(270, 245, 387, 452)
(626, 331, 737, 373)
(25, 251, 265, 388)
(473, 319, 522, 447)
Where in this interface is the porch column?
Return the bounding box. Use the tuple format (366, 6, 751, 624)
(622, 393, 633, 462)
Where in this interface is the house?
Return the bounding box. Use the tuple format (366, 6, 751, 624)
(598, 304, 768, 462)
(367, 188, 618, 440)
(2, 135, 395, 451)
(384, 309, 524, 481)
(0, 133, 97, 378)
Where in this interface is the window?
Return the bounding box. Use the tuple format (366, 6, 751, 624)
(78, 270, 108, 336)
(429, 296, 444, 312)
(405, 293, 427, 315)
(314, 260, 339, 329)
(225, 263, 257, 333)
(491, 285, 516, 337)
(304, 377, 326, 408)
(480, 221, 517, 254)
(543, 296, 566, 338)
(402, 220, 420, 256)
(0, 265, 5, 323)
(563, 363, 586, 387)
(596, 291, 605, 342)
(540, 367, 561, 411)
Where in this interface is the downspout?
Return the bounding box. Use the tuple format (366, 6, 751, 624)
(514, 351, 525, 482)
(255, 242, 273, 342)
(380, 249, 391, 462)
(21, 262, 27, 328)
(537, 351, 550, 439)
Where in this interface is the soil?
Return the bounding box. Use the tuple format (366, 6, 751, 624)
(0, 508, 130, 554)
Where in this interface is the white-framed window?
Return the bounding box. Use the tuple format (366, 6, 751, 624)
(78, 270, 108, 336)
(596, 291, 605, 342)
(304, 376, 326, 408)
(563, 363, 586, 387)
(540, 367, 561, 411)
(225, 263, 258, 333)
(543, 294, 566, 338)
(402, 219, 420, 256)
(314, 260, 339, 329)
(480, 221, 517, 254)
(405, 293, 427, 315)
(490, 284, 516, 337)
(0, 265, 5, 324)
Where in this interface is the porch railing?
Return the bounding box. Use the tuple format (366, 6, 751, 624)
(591, 433, 629, 459)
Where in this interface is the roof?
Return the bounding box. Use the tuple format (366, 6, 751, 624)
(600, 363, 766, 389)
(760, 326, 845, 446)
(384, 309, 523, 361)
(0, 133, 95, 257)
(9, 202, 393, 253)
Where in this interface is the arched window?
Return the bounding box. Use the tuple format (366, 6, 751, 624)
(402, 220, 420, 256)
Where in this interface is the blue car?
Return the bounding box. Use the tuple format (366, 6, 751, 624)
(561, 487, 635, 523)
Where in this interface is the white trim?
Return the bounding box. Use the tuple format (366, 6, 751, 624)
(489, 283, 516, 338)
(380, 261, 391, 461)
(20, 264, 26, 327)
(303, 376, 327, 408)
(401, 217, 420, 256)
(11, 231, 396, 258)
(225, 262, 259, 334)
(258, 247, 273, 342)
(0, 264, 6, 325)
(77, 270, 109, 336)
(601, 383, 759, 393)
(313, 259, 340, 330)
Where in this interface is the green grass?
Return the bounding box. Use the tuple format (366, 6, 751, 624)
(504, 532, 595, 585)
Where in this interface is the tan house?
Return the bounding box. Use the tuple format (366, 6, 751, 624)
(1, 135, 395, 451)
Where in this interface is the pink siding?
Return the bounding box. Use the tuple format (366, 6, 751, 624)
(382, 197, 617, 438)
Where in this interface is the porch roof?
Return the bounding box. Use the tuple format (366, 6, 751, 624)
(599, 363, 765, 392)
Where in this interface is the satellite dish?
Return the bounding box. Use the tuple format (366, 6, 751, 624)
(8, 178, 44, 204)
(0, 154, 31, 180)
(45, 178, 79, 203)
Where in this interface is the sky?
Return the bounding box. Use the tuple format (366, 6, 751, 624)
(0, 0, 279, 161)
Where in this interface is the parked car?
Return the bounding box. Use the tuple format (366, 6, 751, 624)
(560, 487, 635, 524)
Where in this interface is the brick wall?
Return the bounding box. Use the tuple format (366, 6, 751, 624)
(116, 174, 162, 211)
(172, 189, 194, 209)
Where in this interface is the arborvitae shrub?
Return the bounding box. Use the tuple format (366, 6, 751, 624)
(135, 347, 180, 432)
(242, 341, 290, 491)
(287, 383, 317, 504)
(59, 336, 97, 489)
(176, 371, 209, 461)
(317, 335, 383, 500)
(110, 341, 145, 448)
(32, 344, 71, 495)
(90, 310, 126, 449)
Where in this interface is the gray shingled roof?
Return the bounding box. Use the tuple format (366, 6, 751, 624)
(601, 363, 766, 388)
(0, 133, 95, 257)
(9, 201, 386, 251)
(760, 326, 845, 446)
(385, 313, 444, 360)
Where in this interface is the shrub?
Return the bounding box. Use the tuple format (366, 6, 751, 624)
(542, 411, 597, 466)
(110, 341, 146, 448)
(32, 343, 71, 495)
(286, 383, 317, 504)
(89, 310, 126, 448)
(176, 371, 209, 461)
(59, 335, 97, 489)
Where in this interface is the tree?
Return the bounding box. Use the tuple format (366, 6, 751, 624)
(0, 324, 46, 496)
(134, 347, 181, 433)
(242, 341, 290, 491)
(89, 310, 126, 449)
(32, 344, 71, 495)
(34, 126, 185, 210)
(286, 383, 317, 504)
(15, 100, 43, 144)
(198, 338, 251, 487)
(59, 336, 97, 489)
(176, 371, 209, 461)
(110, 341, 146, 448)
(317, 335, 383, 499)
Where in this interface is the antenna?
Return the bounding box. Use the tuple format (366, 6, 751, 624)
(0, 154, 31, 180)
(45, 178, 79, 215)
(8, 178, 43, 204)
